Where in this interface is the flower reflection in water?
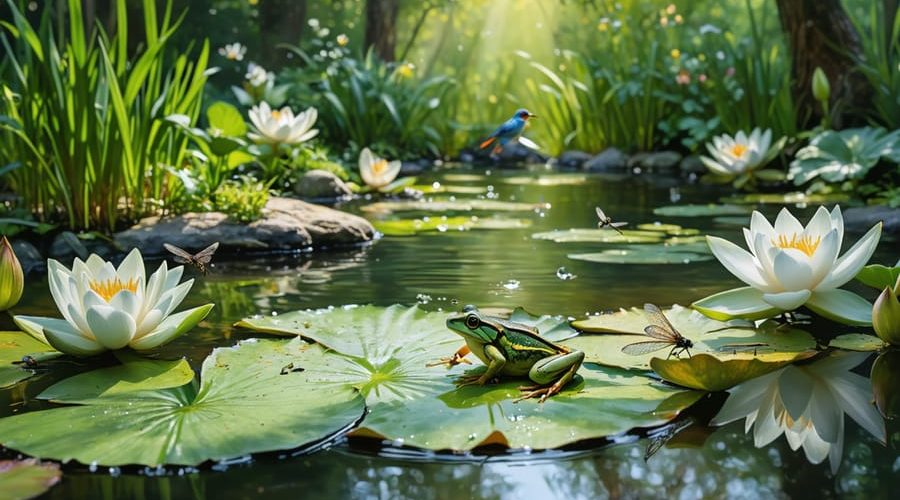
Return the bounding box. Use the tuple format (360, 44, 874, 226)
(711, 351, 885, 473)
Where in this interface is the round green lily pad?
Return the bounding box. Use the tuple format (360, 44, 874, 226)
(636, 223, 683, 233)
(713, 216, 751, 227)
(362, 199, 550, 215)
(568, 247, 713, 264)
(442, 173, 487, 182)
(236, 305, 703, 451)
(410, 184, 487, 195)
(650, 352, 817, 392)
(828, 333, 886, 352)
(501, 174, 589, 186)
(653, 204, 751, 217)
(0, 332, 61, 388)
(0, 339, 366, 466)
(0, 459, 61, 500)
(532, 228, 664, 244)
(568, 304, 817, 379)
(720, 192, 852, 205)
(374, 216, 532, 236)
(37, 358, 194, 401)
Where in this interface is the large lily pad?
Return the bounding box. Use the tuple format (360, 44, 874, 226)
(0, 332, 61, 388)
(653, 204, 751, 217)
(720, 192, 852, 205)
(567, 305, 817, 389)
(0, 339, 365, 466)
(0, 459, 61, 500)
(236, 305, 702, 450)
(37, 358, 194, 401)
(501, 174, 589, 186)
(828, 333, 886, 352)
(411, 184, 487, 195)
(361, 199, 550, 215)
(374, 216, 531, 236)
(568, 245, 713, 264)
(532, 228, 664, 244)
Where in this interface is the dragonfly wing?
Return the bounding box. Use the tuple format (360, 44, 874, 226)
(163, 243, 193, 263)
(611, 222, 628, 228)
(622, 341, 672, 355)
(194, 241, 220, 262)
(595, 207, 607, 220)
(644, 303, 680, 336)
(644, 325, 678, 342)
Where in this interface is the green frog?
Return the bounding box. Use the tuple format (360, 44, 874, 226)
(434, 305, 584, 402)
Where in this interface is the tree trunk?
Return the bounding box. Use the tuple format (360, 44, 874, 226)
(365, 0, 398, 61)
(259, 0, 307, 68)
(775, 0, 873, 129)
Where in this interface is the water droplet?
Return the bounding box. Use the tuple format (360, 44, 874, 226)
(501, 280, 520, 290)
(556, 267, 577, 280)
(416, 293, 432, 304)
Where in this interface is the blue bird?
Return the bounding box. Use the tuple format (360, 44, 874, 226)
(480, 108, 537, 155)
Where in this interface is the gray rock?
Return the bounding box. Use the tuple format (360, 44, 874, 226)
(293, 170, 352, 199)
(843, 206, 900, 238)
(496, 142, 549, 164)
(584, 148, 627, 171)
(49, 231, 116, 265)
(679, 155, 707, 175)
(557, 150, 593, 168)
(114, 197, 375, 256)
(629, 151, 682, 171)
(400, 159, 431, 176)
(11, 240, 43, 274)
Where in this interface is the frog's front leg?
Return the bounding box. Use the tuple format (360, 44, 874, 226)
(516, 350, 585, 403)
(427, 344, 472, 368)
(456, 344, 506, 387)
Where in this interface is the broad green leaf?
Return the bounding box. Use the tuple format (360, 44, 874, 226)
(635, 223, 683, 233)
(789, 127, 900, 185)
(0, 332, 61, 388)
(568, 245, 713, 265)
(650, 352, 817, 392)
(374, 216, 531, 236)
(720, 192, 852, 205)
(236, 305, 702, 450)
(442, 173, 487, 182)
(0, 339, 365, 466)
(206, 101, 247, 137)
(568, 304, 817, 374)
(501, 174, 589, 186)
(532, 228, 664, 244)
(38, 358, 194, 401)
(653, 204, 751, 217)
(410, 184, 486, 195)
(0, 459, 60, 500)
(361, 199, 550, 215)
(828, 333, 886, 352)
(855, 264, 900, 290)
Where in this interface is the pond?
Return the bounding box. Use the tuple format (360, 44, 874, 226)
(3, 166, 897, 499)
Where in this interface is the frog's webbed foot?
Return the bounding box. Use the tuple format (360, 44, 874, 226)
(455, 373, 500, 387)
(514, 384, 561, 403)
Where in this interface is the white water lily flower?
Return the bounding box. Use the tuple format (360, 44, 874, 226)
(711, 351, 885, 474)
(248, 102, 319, 145)
(14, 249, 213, 356)
(701, 128, 780, 176)
(218, 42, 246, 61)
(693, 205, 881, 325)
(245, 62, 273, 88)
(359, 147, 401, 190)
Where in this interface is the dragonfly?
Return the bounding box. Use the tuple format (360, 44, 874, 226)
(163, 242, 220, 275)
(622, 303, 694, 359)
(595, 207, 628, 235)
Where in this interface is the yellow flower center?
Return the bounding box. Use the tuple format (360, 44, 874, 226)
(372, 159, 389, 175)
(731, 144, 748, 157)
(270, 109, 282, 120)
(773, 233, 821, 257)
(90, 278, 138, 302)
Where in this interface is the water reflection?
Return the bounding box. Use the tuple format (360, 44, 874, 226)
(711, 351, 885, 473)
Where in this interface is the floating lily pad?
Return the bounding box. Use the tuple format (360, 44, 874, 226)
(653, 204, 751, 217)
(650, 352, 817, 392)
(37, 358, 194, 401)
(855, 264, 900, 290)
(442, 173, 487, 182)
(0, 459, 61, 500)
(478, 307, 578, 342)
(501, 174, 589, 186)
(828, 333, 886, 352)
(636, 223, 683, 233)
(0, 332, 61, 388)
(713, 216, 751, 227)
(0, 339, 366, 466)
(361, 199, 549, 215)
(666, 228, 701, 236)
(568, 246, 713, 265)
(411, 184, 487, 195)
(720, 192, 852, 205)
(236, 305, 702, 450)
(664, 236, 709, 246)
(532, 228, 664, 244)
(374, 216, 531, 236)
(568, 304, 817, 376)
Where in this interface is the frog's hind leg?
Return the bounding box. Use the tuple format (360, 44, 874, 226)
(516, 351, 585, 403)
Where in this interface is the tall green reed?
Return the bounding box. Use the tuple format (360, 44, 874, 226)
(0, 0, 209, 232)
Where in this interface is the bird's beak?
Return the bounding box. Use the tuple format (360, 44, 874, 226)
(528, 113, 537, 119)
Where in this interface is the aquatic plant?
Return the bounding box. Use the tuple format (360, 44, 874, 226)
(248, 102, 319, 145)
(14, 249, 213, 355)
(359, 148, 402, 191)
(872, 274, 900, 346)
(0, 0, 209, 232)
(700, 127, 786, 188)
(711, 351, 885, 474)
(0, 237, 23, 311)
(693, 206, 882, 325)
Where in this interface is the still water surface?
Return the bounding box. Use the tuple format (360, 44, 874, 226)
(4, 165, 897, 499)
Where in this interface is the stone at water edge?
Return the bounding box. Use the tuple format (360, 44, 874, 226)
(10, 240, 43, 274)
(678, 155, 706, 175)
(583, 148, 627, 171)
(293, 169, 353, 200)
(628, 151, 682, 171)
(114, 197, 375, 255)
(557, 150, 593, 168)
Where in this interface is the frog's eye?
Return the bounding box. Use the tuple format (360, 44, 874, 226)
(465, 314, 480, 329)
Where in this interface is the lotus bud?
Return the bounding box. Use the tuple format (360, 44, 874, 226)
(872, 275, 900, 345)
(0, 237, 24, 310)
(871, 350, 900, 419)
(812, 67, 830, 103)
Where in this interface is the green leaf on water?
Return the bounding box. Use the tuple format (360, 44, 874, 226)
(855, 264, 900, 290)
(0, 332, 61, 388)
(720, 192, 852, 205)
(636, 223, 683, 233)
(501, 174, 589, 186)
(0, 459, 61, 500)
(37, 358, 194, 401)
(653, 204, 751, 217)
(410, 184, 487, 195)
(0, 339, 365, 466)
(361, 199, 549, 215)
(568, 246, 713, 264)
(828, 333, 886, 352)
(650, 352, 816, 392)
(532, 228, 664, 244)
(236, 305, 702, 450)
(374, 216, 531, 236)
